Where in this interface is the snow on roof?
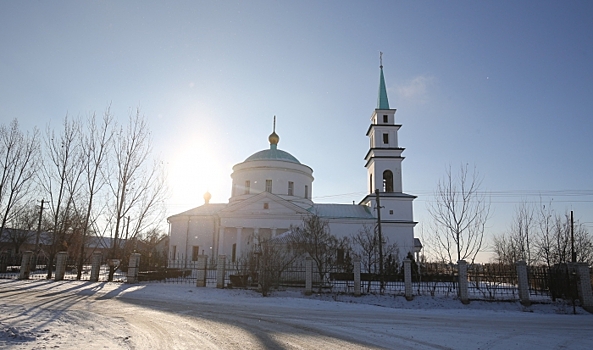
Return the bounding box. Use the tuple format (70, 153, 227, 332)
(309, 204, 374, 219)
(167, 203, 227, 220)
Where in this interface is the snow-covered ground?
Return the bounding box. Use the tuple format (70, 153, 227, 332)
(1, 279, 592, 349)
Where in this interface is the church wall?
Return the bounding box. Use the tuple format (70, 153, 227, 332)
(328, 220, 414, 262)
(230, 159, 313, 203)
(379, 198, 414, 222)
(168, 216, 216, 261)
(367, 161, 403, 193)
(231, 167, 312, 199)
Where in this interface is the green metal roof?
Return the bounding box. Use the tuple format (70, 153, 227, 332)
(244, 144, 301, 164)
(377, 66, 390, 109)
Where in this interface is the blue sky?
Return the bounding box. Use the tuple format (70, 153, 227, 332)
(1, 1, 592, 259)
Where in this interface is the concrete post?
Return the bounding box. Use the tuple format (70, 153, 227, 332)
(353, 257, 361, 297)
(19, 251, 33, 280)
(127, 253, 141, 284)
(404, 258, 413, 301)
(216, 255, 226, 289)
(54, 252, 68, 281)
(575, 263, 593, 312)
(89, 252, 102, 282)
(196, 255, 208, 287)
(458, 260, 469, 304)
(305, 256, 313, 295)
(516, 261, 530, 306)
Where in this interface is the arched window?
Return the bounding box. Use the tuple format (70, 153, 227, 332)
(383, 170, 393, 193)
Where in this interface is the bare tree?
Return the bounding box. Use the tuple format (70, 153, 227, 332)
(254, 234, 300, 296)
(351, 224, 399, 292)
(0, 119, 39, 240)
(40, 116, 85, 279)
(534, 202, 555, 267)
(4, 203, 38, 254)
(537, 211, 593, 265)
(76, 108, 114, 279)
(428, 164, 490, 264)
(107, 110, 166, 281)
(288, 213, 347, 290)
(493, 202, 535, 265)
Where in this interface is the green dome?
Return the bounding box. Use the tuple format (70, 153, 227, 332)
(244, 144, 300, 164)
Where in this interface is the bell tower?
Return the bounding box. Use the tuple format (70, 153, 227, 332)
(365, 54, 404, 194)
(360, 54, 416, 256)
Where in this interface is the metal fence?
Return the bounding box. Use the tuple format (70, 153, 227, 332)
(5, 251, 586, 304)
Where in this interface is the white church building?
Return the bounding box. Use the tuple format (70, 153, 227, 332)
(167, 64, 418, 264)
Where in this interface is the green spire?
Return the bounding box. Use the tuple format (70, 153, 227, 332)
(377, 52, 389, 109)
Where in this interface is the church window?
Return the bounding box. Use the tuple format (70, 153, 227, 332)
(265, 179, 272, 192)
(192, 246, 200, 261)
(383, 115, 388, 123)
(383, 170, 394, 192)
(383, 133, 389, 144)
(305, 185, 309, 199)
(288, 181, 294, 196)
(232, 244, 237, 262)
(171, 245, 177, 260)
(263, 202, 269, 209)
(244, 180, 250, 194)
(370, 174, 373, 193)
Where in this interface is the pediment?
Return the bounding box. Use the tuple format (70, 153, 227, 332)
(220, 192, 310, 217)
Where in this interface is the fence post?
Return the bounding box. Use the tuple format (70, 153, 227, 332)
(127, 253, 141, 284)
(516, 261, 530, 306)
(305, 256, 313, 295)
(458, 260, 469, 304)
(54, 252, 68, 281)
(404, 258, 413, 301)
(575, 263, 593, 312)
(353, 257, 361, 297)
(19, 251, 33, 280)
(216, 255, 226, 289)
(196, 255, 208, 287)
(89, 252, 102, 282)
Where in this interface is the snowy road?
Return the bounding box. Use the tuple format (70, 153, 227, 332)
(1, 280, 592, 349)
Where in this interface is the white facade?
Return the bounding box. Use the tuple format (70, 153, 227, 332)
(167, 66, 417, 263)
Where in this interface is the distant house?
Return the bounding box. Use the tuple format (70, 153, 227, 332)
(0, 228, 52, 256)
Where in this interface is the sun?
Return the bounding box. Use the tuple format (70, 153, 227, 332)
(166, 134, 231, 215)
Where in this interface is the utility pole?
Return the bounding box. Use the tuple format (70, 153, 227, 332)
(571, 210, 576, 263)
(32, 199, 45, 270)
(374, 189, 384, 294)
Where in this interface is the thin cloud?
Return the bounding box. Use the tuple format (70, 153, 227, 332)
(396, 75, 435, 103)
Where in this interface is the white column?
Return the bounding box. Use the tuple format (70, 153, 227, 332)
(458, 260, 469, 304)
(218, 227, 225, 256)
(217, 255, 226, 289)
(90, 252, 102, 282)
(271, 228, 277, 237)
(236, 227, 243, 257)
(254, 228, 260, 246)
(353, 257, 361, 297)
(516, 261, 530, 306)
(404, 259, 413, 301)
(54, 252, 68, 281)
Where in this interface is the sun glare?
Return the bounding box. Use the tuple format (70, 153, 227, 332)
(166, 132, 231, 214)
